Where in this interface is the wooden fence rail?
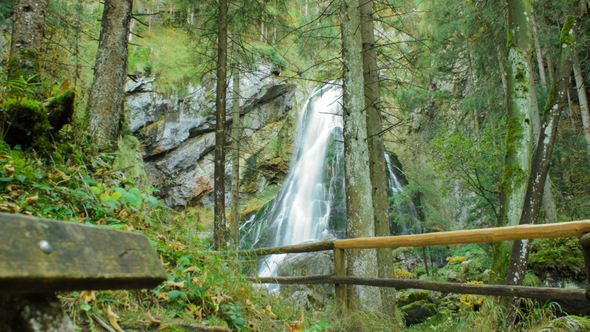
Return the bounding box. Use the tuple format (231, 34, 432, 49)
(242, 220, 590, 308)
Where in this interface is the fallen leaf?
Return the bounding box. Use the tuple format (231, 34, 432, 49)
(76, 290, 97, 304)
(0, 155, 9, 160)
(117, 209, 129, 219)
(210, 290, 233, 312)
(55, 169, 70, 180)
(161, 280, 185, 289)
(159, 255, 170, 267)
(107, 305, 125, 332)
(0, 204, 19, 213)
(24, 194, 38, 205)
(158, 292, 168, 300)
(2, 163, 14, 175)
(147, 312, 161, 325)
(265, 305, 277, 319)
(182, 266, 201, 274)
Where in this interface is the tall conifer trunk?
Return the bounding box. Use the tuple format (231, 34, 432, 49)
(360, 0, 396, 316)
(8, 0, 47, 82)
(490, 0, 534, 284)
(341, 0, 381, 311)
(230, 37, 241, 247)
(86, 0, 133, 145)
(573, 52, 590, 154)
(214, 0, 228, 250)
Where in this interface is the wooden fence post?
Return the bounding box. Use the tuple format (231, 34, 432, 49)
(334, 248, 347, 312)
(578, 233, 590, 300)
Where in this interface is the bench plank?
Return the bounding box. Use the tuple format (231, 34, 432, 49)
(0, 213, 167, 293)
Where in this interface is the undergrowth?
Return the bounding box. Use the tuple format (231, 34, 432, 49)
(0, 139, 581, 331)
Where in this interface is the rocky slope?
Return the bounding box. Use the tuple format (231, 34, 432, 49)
(124, 63, 297, 208)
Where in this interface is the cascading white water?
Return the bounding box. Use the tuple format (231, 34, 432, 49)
(239, 85, 344, 288)
(239, 85, 419, 287)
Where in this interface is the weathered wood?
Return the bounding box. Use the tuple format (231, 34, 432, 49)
(334, 248, 347, 312)
(579, 232, 590, 248)
(249, 275, 588, 302)
(0, 213, 167, 293)
(335, 220, 590, 249)
(241, 240, 335, 256)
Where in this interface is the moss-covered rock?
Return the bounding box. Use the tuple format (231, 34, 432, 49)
(397, 289, 433, 307)
(3, 90, 75, 154)
(401, 299, 437, 326)
(528, 237, 586, 281)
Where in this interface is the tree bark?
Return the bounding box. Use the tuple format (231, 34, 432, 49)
(360, 0, 395, 316)
(8, 0, 47, 82)
(230, 37, 241, 248)
(530, 66, 558, 225)
(573, 52, 590, 154)
(490, 0, 534, 284)
(341, 0, 381, 312)
(86, 0, 133, 146)
(214, 0, 228, 250)
(506, 9, 580, 290)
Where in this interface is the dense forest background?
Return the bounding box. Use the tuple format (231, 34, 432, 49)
(1, 0, 590, 330)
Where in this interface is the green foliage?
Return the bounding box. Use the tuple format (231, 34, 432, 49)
(550, 127, 590, 220)
(431, 124, 504, 227)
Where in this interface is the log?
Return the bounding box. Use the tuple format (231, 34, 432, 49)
(239, 240, 335, 256)
(335, 220, 590, 249)
(0, 213, 167, 293)
(248, 275, 589, 302)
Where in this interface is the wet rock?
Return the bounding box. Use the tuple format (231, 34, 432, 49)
(277, 235, 336, 307)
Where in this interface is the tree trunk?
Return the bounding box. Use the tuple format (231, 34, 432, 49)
(230, 38, 241, 248)
(530, 67, 558, 224)
(505, 9, 579, 313)
(530, 3, 547, 90)
(214, 0, 228, 250)
(490, 0, 534, 284)
(573, 52, 590, 154)
(360, 0, 395, 316)
(8, 0, 47, 82)
(341, 0, 381, 312)
(86, 0, 133, 146)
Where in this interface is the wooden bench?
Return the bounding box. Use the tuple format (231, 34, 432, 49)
(0, 212, 167, 331)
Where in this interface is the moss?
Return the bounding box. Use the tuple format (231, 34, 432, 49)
(6, 97, 53, 152)
(506, 29, 515, 48)
(7, 49, 42, 85)
(528, 237, 586, 280)
(559, 16, 575, 45)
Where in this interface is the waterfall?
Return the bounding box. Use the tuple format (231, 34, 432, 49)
(239, 85, 420, 286)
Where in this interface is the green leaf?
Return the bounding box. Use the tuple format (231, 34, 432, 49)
(167, 290, 187, 301)
(197, 224, 205, 231)
(110, 191, 122, 200)
(0, 177, 13, 182)
(107, 224, 126, 230)
(90, 186, 101, 195)
(14, 174, 26, 182)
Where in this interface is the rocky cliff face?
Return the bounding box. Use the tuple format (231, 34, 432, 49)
(125, 63, 296, 208)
